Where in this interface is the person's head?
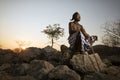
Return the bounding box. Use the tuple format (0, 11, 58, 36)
(71, 12, 81, 21)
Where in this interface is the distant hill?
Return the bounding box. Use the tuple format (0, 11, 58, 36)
(93, 45, 120, 57)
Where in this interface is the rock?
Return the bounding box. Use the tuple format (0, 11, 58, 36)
(107, 55, 120, 66)
(61, 50, 71, 64)
(12, 63, 30, 76)
(84, 67, 120, 80)
(28, 60, 54, 80)
(0, 63, 11, 71)
(43, 46, 58, 53)
(18, 47, 42, 62)
(116, 72, 120, 79)
(0, 71, 14, 80)
(43, 51, 60, 61)
(0, 49, 17, 64)
(0, 71, 36, 80)
(48, 65, 81, 80)
(14, 75, 36, 80)
(102, 59, 112, 67)
(104, 66, 120, 75)
(60, 45, 69, 53)
(0, 63, 14, 74)
(42, 46, 61, 66)
(60, 45, 72, 64)
(70, 53, 106, 73)
(84, 72, 111, 80)
(21, 63, 30, 71)
(43, 46, 59, 59)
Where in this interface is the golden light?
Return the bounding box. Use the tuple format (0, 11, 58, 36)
(21, 46, 26, 50)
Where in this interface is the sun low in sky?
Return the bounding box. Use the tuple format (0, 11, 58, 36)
(0, 0, 120, 50)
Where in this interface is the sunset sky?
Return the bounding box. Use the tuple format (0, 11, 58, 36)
(0, 0, 120, 50)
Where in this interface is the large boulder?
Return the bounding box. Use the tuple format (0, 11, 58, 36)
(42, 46, 61, 66)
(60, 45, 73, 65)
(28, 60, 54, 80)
(48, 65, 81, 80)
(0, 63, 11, 71)
(0, 49, 18, 65)
(70, 53, 106, 73)
(12, 63, 30, 76)
(60, 45, 69, 53)
(104, 66, 120, 76)
(43, 46, 60, 59)
(43, 46, 58, 53)
(18, 47, 42, 62)
(0, 63, 13, 75)
(104, 66, 120, 80)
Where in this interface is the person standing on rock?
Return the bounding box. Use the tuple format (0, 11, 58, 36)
(68, 12, 90, 53)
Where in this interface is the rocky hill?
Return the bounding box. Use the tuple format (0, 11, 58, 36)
(93, 45, 120, 56)
(0, 45, 120, 80)
(93, 45, 120, 66)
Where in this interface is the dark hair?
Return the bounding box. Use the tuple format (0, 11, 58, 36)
(71, 12, 79, 21)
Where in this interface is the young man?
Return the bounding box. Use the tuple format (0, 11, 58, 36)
(68, 12, 90, 53)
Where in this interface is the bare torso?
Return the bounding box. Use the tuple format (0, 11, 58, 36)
(69, 22, 90, 39)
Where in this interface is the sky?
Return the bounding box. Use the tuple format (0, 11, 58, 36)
(0, 0, 120, 50)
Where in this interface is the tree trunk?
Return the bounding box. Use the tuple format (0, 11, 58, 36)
(51, 38, 54, 48)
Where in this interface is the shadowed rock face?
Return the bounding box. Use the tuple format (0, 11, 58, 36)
(28, 60, 54, 80)
(48, 65, 81, 80)
(93, 45, 120, 66)
(93, 45, 120, 56)
(0, 45, 120, 80)
(84, 72, 111, 80)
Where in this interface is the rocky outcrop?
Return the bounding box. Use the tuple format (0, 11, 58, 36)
(106, 55, 120, 66)
(0, 45, 120, 80)
(0, 71, 36, 80)
(84, 72, 111, 80)
(93, 45, 120, 66)
(48, 65, 81, 80)
(70, 53, 106, 73)
(0, 49, 18, 65)
(28, 60, 54, 80)
(18, 47, 43, 62)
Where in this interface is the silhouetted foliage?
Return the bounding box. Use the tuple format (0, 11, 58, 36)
(16, 40, 32, 52)
(102, 20, 120, 47)
(42, 24, 64, 47)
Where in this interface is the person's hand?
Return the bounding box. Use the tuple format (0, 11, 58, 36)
(86, 36, 90, 41)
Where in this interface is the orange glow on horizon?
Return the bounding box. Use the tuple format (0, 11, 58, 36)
(21, 46, 26, 50)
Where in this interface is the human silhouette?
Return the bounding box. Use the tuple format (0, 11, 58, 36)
(68, 12, 90, 53)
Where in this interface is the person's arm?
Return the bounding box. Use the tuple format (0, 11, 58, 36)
(81, 25, 90, 40)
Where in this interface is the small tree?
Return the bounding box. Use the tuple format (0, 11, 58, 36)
(102, 20, 120, 47)
(42, 24, 64, 47)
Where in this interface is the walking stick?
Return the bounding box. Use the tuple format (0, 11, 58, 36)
(90, 45, 102, 72)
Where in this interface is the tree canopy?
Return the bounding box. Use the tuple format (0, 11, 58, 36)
(42, 24, 64, 47)
(102, 20, 120, 47)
